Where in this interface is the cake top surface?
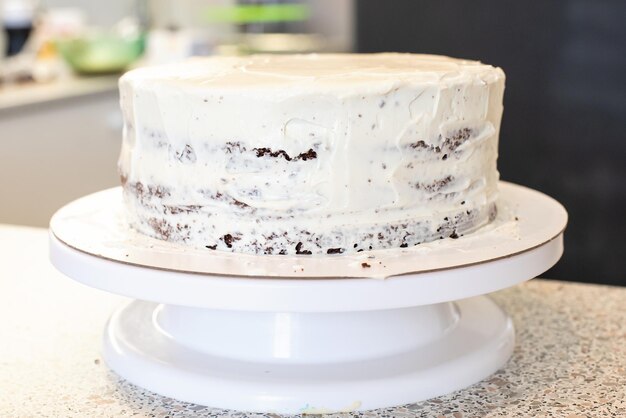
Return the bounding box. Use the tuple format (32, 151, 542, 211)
(121, 53, 504, 94)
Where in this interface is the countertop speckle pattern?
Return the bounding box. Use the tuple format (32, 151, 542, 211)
(1, 225, 625, 417)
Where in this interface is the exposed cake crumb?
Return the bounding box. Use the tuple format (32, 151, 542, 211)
(327, 248, 344, 255)
(295, 242, 312, 255)
(253, 147, 317, 161)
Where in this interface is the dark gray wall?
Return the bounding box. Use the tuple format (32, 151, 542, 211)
(356, 0, 626, 286)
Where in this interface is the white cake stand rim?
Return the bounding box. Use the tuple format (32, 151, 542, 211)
(49, 181, 568, 280)
(49, 230, 562, 310)
(49, 182, 564, 310)
(51, 229, 563, 279)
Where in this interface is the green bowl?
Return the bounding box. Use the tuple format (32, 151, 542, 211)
(56, 33, 145, 75)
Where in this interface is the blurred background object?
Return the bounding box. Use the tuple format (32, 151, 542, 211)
(2, 0, 35, 56)
(1, 0, 624, 286)
(54, 18, 145, 75)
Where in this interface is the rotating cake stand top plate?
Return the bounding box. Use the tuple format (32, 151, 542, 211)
(50, 182, 566, 311)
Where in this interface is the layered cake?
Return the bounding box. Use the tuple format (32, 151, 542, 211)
(118, 53, 505, 255)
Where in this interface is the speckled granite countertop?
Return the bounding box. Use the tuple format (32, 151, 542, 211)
(1, 224, 625, 417)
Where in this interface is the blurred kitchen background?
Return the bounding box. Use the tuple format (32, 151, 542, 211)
(0, 0, 624, 286)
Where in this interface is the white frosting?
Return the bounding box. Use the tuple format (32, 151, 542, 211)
(118, 53, 505, 255)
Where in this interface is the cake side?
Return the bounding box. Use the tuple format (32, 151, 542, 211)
(118, 53, 505, 255)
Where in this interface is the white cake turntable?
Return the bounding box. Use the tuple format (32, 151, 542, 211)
(49, 181, 566, 414)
